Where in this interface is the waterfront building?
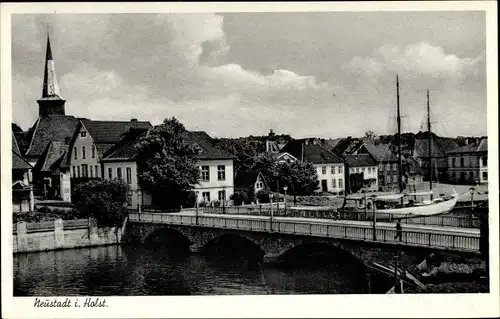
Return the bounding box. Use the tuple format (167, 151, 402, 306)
(12, 133, 35, 212)
(344, 154, 379, 193)
(446, 138, 488, 185)
(234, 170, 269, 201)
(278, 138, 345, 195)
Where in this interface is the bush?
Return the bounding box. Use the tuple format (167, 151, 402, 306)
(256, 189, 270, 203)
(72, 179, 130, 227)
(231, 191, 247, 206)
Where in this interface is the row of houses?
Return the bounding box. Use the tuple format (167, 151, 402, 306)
(12, 35, 488, 212)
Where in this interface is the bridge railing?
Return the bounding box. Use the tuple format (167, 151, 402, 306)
(128, 212, 479, 252)
(203, 206, 479, 228)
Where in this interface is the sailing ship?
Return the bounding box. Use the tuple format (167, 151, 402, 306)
(342, 76, 466, 220)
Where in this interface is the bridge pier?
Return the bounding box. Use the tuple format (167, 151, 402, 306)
(262, 253, 282, 264)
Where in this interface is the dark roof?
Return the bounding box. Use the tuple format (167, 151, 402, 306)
(280, 139, 343, 164)
(102, 129, 149, 161)
(235, 170, 265, 189)
(447, 138, 488, 154)
(190, 131, 213, 142)
(405, 157, 425, 175)
(413, 137, 459, 158)
(34, 141, 68, 172)
(80, 118, 152, 143)
(25, 115, 79, 157)
(183, 131, 234, 160)
(344, 154, 377, 167)
(12, 133, 21, 155)
(361, 143, 398, 162)
(12, 151, 33, 170)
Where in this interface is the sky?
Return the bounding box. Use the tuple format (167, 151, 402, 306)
(11, 11, 487, 138)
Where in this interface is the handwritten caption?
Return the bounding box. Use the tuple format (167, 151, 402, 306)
(33, 297, 108, 308)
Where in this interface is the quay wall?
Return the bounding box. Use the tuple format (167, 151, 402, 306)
(12, 218, 127, 254)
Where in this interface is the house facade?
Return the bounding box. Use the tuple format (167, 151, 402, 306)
(235, 170, 269, 197)
(12, 134, 35, 212)
(184, 131, 235, 204)
(278, 138, 345, 194)
(447, 138, 488, 185)
(344, 154, 378, 193)
(413, 133, 459, 183)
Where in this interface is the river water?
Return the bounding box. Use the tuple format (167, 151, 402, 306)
(14, 244, 370, 296)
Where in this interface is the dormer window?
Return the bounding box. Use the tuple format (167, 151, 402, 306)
(80, 131, 87, 137)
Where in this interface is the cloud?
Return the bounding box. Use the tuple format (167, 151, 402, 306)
(343, 42, 485, 79)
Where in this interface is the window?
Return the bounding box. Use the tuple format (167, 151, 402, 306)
(218, 190, 226, 201)
(74, 147, 77, 160)
(460, 157, 464, 167)
(322, 166, 327, 175)
(362, 167, 365, 173)
(72, 166, 76, 177)
(368, 167, 371, 174)
(460, 172, 466, 181)
(126, 167, 132, 184)
(392, 163, 397, 171)
(92, 146, 96, 158)
(482, 156, 488, 167)
(202, 192, 210, 202)
(451, 158, 456, 168)
(117, 167, 123, 180)
(81, 164, 88, 177)
(82, 146, 86, 159)
(77, 166, 81, 178)
(339, 166, 343, 174)
(332, 179, 337, 188)
(201, 166, 210, 181)
(338, 178, 343, 189)
(386, 163, 391, 171)
(451, 172, 456, 180)
(90, 166, 93, 178)
(108, 167, 113, 179)
(217, 165, 226, 181)
(95, 165, 99, 178)
(80, 131, 87, 137)
(126, 192, 132, 206)
(256, 182, 263, 190)
(331, 166, 336, 174)
(356, 168, 359, 173)
(483, 171, 488, 180)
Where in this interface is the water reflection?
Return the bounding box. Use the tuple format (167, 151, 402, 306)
(14, 244, 366, 296)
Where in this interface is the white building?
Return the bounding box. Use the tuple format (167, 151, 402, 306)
(183, 131, 235, 204)
(344, 154, 378, 192)
(447, 138, 488, 185)
(278, 138, 345, 194)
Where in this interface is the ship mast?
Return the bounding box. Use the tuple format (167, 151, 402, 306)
(427, 89, 433, 199)
(396, 75, 404, 194)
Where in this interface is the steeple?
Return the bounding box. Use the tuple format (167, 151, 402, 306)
(37, 34, 66, 117)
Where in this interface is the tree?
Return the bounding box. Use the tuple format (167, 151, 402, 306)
(276, 161, 318, 203)
(251, 153, 278, 191)
(135, 117, 201, 209)
(72, 179, 130, 227)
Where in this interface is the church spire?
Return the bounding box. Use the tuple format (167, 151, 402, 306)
(38, 34, 66, 117)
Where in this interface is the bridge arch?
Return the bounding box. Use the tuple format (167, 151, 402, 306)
(201, 233, 265, 258)
(143, 226, 193, 253)
(278, 241, 365, 267)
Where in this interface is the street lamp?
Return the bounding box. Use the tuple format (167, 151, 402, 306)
(269, 193, 274, 231)
(195, 191, 200, 225)
(283, 186, 288, 215)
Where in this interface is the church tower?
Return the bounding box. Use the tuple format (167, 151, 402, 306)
(37, 35, 66, 117)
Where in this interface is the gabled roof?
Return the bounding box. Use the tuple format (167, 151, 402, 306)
(79, 118, 152, 144)
(190, 131, 214, 142)
(360, 143, 398, 162)
(447, 138, 488, 154)
(34, 141, 68, 172)
(25, 115, 79, 157)
(12, 151, 33, 170)
(280, 139, 343, 164)
(235, 170, 267, 189)
(344, 154, 377, 167)
(413, 137, 459, 158)
(183, 131, 235, 160)
(102, 129, 149, 161)
(12, 133, 21, 155)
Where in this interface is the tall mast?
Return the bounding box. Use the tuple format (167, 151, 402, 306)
(427, 89, 433, 198)
(396, 75, 403, 193)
